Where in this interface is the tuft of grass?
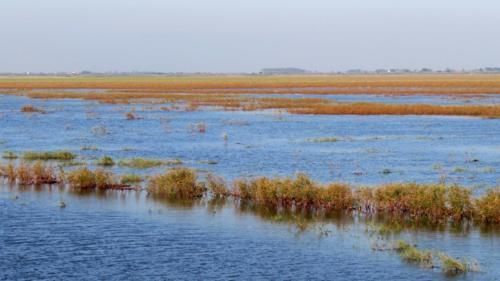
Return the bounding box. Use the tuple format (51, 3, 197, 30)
(394, 240, 433, 268)
(96, 156, 115, 166)
(118, 158, 164, 169)
(2, 151, 18, 159)
(21, 105, 45, 113)
(309, 137, 338, 143)
(81, 145, 98, 151)
(148, 167, 205, 199)
(67, 167, 119, 190)
(438, 254, 467, 275)
(120, 174, 143, 185)
(206, 174, 229, 198)
(125, 112, 137, 120)
(0, 161, 59, 185)
(475, 188, 500, 224)
(23, 151, 76, 161)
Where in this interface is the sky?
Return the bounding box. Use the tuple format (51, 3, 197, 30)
(1, 0, 499, 73)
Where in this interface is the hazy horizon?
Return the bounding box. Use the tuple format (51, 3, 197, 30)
(1, 0, 500, 73)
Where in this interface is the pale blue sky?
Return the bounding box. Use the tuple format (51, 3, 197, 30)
(1, 0, 499, 72)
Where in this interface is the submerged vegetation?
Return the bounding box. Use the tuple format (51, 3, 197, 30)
(23, 151, 76, 161)
(20, 104, 45, 113)
(1, 163, 498, 225)
(2, 75, 500, 117)
(96, 156, 115, 166)
(118, 158, 171, 169)
(148, 167, 205, 199)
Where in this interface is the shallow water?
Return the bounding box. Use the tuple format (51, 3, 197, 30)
(0, 94, 498, 188)
(1, 187, 499, 280)
(0, 94, 499, 280)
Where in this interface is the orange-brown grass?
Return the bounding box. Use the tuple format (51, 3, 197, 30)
(21, 105, 45, 113)
(0, 161, 59, 185)
(5, 87, 499, 117)
(289, 103, 500, 118)
(2, 74, 500, 95)
(148, 167, 205, 199)
(475, 188, 500, 224)
(67, 167, 135, 190)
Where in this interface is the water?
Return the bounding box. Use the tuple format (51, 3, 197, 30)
(1, 187, 498, 280)
(1, 94, 499, 280)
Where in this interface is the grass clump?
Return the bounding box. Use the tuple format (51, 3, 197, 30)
(206, 174, 229, 198)
(438, 254, 467, 275)
(2, 151, 18, 159)
(475, 188, 500, 224)
(309, 137, 338, 143)
(394, 240, 433, 268)
(120, 174, 143, 185)
(148, 167, 205, 199)
(67, 168, 117, 189)
(118, 158, 164, 169)
(0, 162, 59, 185)
(23, 151, 76, 161)
(21, 105, 45, 113)
(96, 156, 115, 166)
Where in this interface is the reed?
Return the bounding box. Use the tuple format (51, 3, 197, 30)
(118, 158, 164, 169)
(23, 151, 76, 161)
(0, 161, 59, 185)
(96, 156, 115, 166)
(148, 167, 205, 199)
(120, 174, 143, 185)
(66, 167, 130, 190)
(394, 240, 433, 268)
(475, 188, 500, 224)
(2, 151, 18, 159)
(20, 105, 45, 113)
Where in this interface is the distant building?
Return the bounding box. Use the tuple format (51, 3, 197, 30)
(260, 68, 307, 75)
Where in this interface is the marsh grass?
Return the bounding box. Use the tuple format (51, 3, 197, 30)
(96, 156, 115, 166)
(118, 158, 165, 169)
(120, 174, 143, 185)
(394, 240, 434, 268)
(23, 151, 76, 161)
(2, 151, 18, 159)
(206, 174, 229, 198)
(438, 254, 467, 275)
(0, 161, 59, 185)
(66, 167, 134, 190)
(475, 188, 500, 224)
(148, 167, 205, 199)
(308, 137, 339, 143)
(21, 105, 45, 113)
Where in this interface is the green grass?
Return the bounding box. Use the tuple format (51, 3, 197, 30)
(118, 158, 165, 169)
(394, 240, 433, 268)
(67, 168, 116, 189)
(308, 137, 339, 143)
(438, 254, 467, 275)
(23, 151, 76, 161)
(96, 156, 115, 166)
(118, 158, 181, 169)
(2, 151, 18, 159)
(120, 174, 143, 185)
(148, 167, 205, 199)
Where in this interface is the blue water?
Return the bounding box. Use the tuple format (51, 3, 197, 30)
(1, 94, 499, 280)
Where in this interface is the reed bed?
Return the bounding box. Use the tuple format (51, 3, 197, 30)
(2, 75, 500, 95)
(20, 105, 45, 113)
(23, 151, 76, 161)
(1, 163, 498, 225)
(66, 167, 136, 190)
(148, 167, 205, 199)
(5, 88, 499, 117)
(0, 162, 59, 185)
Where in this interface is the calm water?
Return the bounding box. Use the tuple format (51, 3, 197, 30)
(0, 94, 499, 280)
